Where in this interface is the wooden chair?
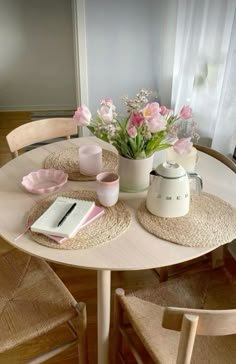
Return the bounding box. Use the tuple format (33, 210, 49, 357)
(0, 246, 87, 363)
(113, 266, 236, 364)
(6, 118, 78, 158)
(4, 119, 86, 361)
(193, 143, 236, 173)
(157, 143, 236, 282)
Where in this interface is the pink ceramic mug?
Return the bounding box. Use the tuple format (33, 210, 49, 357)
(96, 172, 120, 207)
(79, 144, 102, 176)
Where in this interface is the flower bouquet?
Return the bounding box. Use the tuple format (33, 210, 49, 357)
(73, 89, 198, 191)
(73, 89, 197, 160)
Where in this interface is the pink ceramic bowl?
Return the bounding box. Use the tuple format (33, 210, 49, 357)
(21, 169, 68, 194)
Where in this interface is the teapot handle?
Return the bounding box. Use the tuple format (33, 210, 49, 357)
(149, 169, 158, 185)
(188, 172, 203, 194)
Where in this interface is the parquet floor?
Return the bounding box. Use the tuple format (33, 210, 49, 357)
(0, 112, 235, 364)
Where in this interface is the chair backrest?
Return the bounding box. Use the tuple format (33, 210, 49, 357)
(162, 306, 236, 364)
(6, 118, 78, 158)
(194, 143, 236, 173)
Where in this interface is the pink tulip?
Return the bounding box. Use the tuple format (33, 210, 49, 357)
(97, 105, 114, 123)
(127, 125, 137, 138)
(129, 112, 144, 127)
(142, 102, 160, 120)
(159, 105, 167, 115)
(160, 105, 173, 116)
(100, 97, 116, 113)
(102, 97, 113, 104)
(173, 137, 193, 154)
(179, 105, 192, 119)
(73, 105, 91, 126)
(147, 115, 166, 133)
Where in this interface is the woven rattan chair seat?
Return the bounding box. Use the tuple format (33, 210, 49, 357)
(120, 268, 236, 364)
(0, 248, 78, 353)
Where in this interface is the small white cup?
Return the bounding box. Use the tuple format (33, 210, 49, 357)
(96, 172, 120, 207)
(79, 144, 102, 176)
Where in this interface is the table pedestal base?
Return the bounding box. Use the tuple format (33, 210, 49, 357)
(97, 269, 111, 364)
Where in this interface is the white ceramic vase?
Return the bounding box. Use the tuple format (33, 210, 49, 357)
(118, 154, 154, 192)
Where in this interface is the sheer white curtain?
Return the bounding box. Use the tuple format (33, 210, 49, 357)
(168, 0, 236, 155)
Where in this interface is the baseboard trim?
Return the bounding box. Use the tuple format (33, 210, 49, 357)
(0, 105, 76, 112)
(31, 110, 74, 119)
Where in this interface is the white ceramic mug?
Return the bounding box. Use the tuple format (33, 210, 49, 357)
(79, 144, 102, 176)
(96, 172, 120, 207)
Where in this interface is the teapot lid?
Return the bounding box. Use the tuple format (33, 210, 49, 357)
(155, 161, 186, 178)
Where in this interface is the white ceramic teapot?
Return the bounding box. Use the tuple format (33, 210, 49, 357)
(146, 161, 203, 218)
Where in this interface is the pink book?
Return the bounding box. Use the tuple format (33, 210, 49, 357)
(45, 205, 105, 244)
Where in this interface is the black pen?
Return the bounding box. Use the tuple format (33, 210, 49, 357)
(57, 203, 77, 227)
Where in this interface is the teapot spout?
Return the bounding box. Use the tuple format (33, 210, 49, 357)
(188, 172, 203, 194)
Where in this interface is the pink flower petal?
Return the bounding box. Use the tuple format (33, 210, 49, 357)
(179, 105, 192, 119)
(97, 105, 114, 122)
(73, 105, 91, 126)
(148, 115, 166, 133)
(127, 126, 137, 138)
(173, 138, 193, 155)
(142, 102, 160, 120)
(130, 112, 144, 127)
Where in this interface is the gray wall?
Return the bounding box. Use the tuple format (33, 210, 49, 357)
(0, 0, 173, 113)
(0, 0, 76, 111)
(85, 0, 158, 113)
(151, 0, 177, 108)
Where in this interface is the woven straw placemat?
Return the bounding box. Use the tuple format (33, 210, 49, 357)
(44, 147, 118, 181)
(28, 190, 131, 250)
(137, 192, 236, 248)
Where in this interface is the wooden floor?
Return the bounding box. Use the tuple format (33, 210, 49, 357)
(0, 112, 235, 364)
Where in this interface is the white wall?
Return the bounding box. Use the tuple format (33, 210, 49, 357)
(151, 0, 177, 108)
(0, 0, 76, 111)
(85, 0, 158, 113)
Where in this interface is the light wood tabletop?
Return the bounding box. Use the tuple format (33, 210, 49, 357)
(0, 137, 235, 364)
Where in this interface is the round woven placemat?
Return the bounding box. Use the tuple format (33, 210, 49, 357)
(137, 192, 236, 248)
(28, 190, 131, 250)
(44, 147, 118, 181)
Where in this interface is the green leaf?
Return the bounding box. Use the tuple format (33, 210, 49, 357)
(146, 143, 172, 157)
(87, 125, 95, 134)
(146, 132, 166, 153)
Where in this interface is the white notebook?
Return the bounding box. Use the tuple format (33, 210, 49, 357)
(31, 197, 95, 238)
(45, 205, 105, 244)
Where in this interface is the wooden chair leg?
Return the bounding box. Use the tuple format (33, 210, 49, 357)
(154, 267, 169, 282)
(154, 250, 224, 284)
(211, 246, 224, 269)
(74, 302, 88, 364)
(113, 288, 125, 364)
(176, 314, 198, 364)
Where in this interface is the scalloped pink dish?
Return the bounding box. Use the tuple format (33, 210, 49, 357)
(22, 169, 68, 194)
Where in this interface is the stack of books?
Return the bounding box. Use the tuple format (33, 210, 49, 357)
(30, 197, 105, 244)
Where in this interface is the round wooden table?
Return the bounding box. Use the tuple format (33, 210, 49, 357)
(0, 137, 235, 364)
